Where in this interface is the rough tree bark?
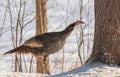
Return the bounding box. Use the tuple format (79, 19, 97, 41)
(36, 0, 50, 74)
(86, 0, 120, 65)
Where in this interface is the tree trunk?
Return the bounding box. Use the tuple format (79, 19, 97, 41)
(36, 0, 50, 74)
(86, 0, 120, 65)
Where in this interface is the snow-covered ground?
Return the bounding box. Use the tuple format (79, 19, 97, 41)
(0, 63, 120, 77)
(49, 63, 120, 77)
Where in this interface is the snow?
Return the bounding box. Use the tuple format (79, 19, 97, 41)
(49, 63, 120, 77)
(0, 63, 120, 77)
(0, 72, 44, 77)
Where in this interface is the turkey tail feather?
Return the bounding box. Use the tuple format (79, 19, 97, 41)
(3, 48, 16, 55)
(3, 46, 31, 55)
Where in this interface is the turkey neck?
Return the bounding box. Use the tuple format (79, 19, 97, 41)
(61, 23, 75, 39)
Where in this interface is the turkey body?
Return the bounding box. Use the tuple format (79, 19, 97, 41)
(24, 31, 70, 57)
(3, 26, 71, 57)
(3, 20, 85, 58)
(3, 20, 85, 75)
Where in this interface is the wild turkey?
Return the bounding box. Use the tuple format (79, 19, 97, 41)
(3, 20, 85, 74)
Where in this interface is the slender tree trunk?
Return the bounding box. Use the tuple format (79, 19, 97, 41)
(86, 0, 120, 65)
(36, 0, 50, 74)
(15, 0, 23, 72)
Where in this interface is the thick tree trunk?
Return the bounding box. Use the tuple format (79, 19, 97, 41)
(86, 0, 120, 65)
(36, 0, 50, 74)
